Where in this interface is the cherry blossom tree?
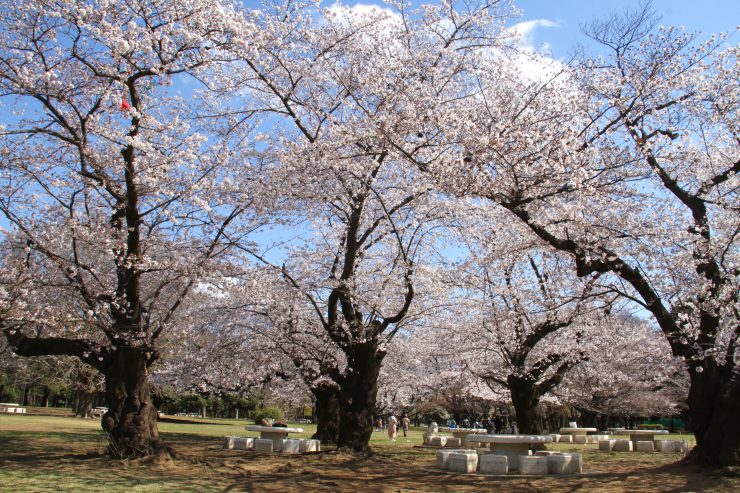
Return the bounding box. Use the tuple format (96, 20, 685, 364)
(0, 0, 263, 457)
(446, 226, 614, 434)
(375, 2, 738, 466)
(560, 314, 687, 430)
(210, 1, 482, 452)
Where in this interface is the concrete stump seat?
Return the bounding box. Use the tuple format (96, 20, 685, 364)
(447, 452, 479, 473)
(445, 437, 463, 448)
(573, 435, 587, 444)
(549, 434, 561, 442)
(535, 450, 556, 456)
(281, 439, 301, 454)
(233, 437, 254, 450)
(655, 440, 686, 453)
(479, 454, 508, 474)
(558, 435, 573, 443)
(612, 439, 633, 452)
(635, 440, 655, 452)
(253, 438, 274, 453)
(299, 439, 320, 453)
(554, 453, 583, 474)
(430, 436, 448, 448)
(436, 449, 474, 469)
(547, 454, 573, 475)
(519, 456, 548, 475)
(599, 439, 616, 452)
(223, 436, 235, 449)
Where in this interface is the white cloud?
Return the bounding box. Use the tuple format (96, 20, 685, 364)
(509, 19, 560, 51)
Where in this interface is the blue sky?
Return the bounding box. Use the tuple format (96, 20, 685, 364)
(511, 0, 739, 58)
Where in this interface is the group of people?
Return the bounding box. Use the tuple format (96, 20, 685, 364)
(446, 415, 516, 434)
(375, 414, 410, 441)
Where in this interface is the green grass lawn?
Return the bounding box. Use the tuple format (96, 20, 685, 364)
(0, 413, 735, 493)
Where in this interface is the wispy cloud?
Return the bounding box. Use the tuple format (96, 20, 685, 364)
(509, 19, 560, 51)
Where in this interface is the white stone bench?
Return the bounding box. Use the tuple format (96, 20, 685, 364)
(436, 449, 474, 469)
(299, 439, 320, 453)
(445, 437, 462, 448)
(519, 456, 548, 475)
(547, 454, 572, 475)
(281, 439, 300, 454)
(429, 436, 448, 447)
(479, 454, 507, 474)
(253, 438, 274, 453)
(635, 440, 655, 452)
(447, 451, 478, 473)
(599, 439, 616, 452)
(612, 439, 633, 452)
(552, 452, 582, 474)
(655, 440, 686, 453)
(233, 437, 254, 450)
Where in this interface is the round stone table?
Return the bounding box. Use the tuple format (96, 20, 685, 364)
(613, 429, 669, 448)
(473, 434, 553, 471)
(245, 425, 304, 451)
(559, 427, 597, 441)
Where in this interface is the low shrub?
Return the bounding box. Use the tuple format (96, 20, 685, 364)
(252, 405, 283, 425)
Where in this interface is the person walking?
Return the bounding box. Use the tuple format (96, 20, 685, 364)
(388, 415, 398, 441)
(401, 415, 410, 437)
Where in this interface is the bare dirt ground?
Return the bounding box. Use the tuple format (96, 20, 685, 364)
(1, 416, 738, 492)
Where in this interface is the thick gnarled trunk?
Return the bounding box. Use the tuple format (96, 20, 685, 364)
(336, 342, 384, 452)
(686, 363, 740, 467)
(101, 347, 160, 458)
(311, 383, 340, 444)
(508, 377, 543, 435)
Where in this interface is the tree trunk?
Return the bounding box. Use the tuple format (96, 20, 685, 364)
(101, 347, 161, 458)
(336, 341, 384, 452)
(40, 386, 51, 407)
(686, 362, 740, 467)
(311, 383, 339, 444)
(508, 377, 543, 435)
(74, 389, 94, 417)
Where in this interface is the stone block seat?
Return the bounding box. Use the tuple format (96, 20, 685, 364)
(299, 439, 320, 453)
(519, 456, 548, 475)
(479, 454, 508, 474)
(447, 451, 479, 473)
(655, 440, 686, 453)
(233, 437, 254, 450)
(635, 441, 655, 452)
(281, 439, 301, 454)
(551, 452, 583, 474)
(445, 437, 463, 448)
(429, 436, 448, 448)
(558, 435, 573, 443)
(253, 438, 274, 453)
(599, 439, 616, 452)
(436, 449, 474, 469)
(223, 436, 235, 449)
(612, 439, 633, 452)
